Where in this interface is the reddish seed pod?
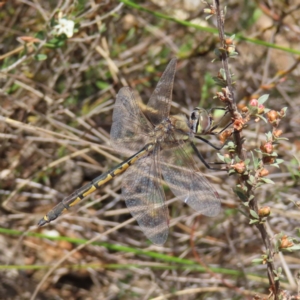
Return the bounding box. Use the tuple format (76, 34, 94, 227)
(259, 168, 269, 177)
(267, 110, 278, 123)
(231, 161, 246, 174)
(219, 129, 233, 144)
(225, 38, 233, 45)
(279, 235, 294, 249)
(262, 156, 275, 164)
(258, 206, 271, 217)
(273, 129, 283, 138)
(260, 142, 273, 154)
(233, 118, 245, 131)
(241, 106, 248, 113)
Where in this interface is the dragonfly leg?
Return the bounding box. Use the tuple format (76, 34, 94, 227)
(210, 119, 233, 135)
(190, 141, 226, 171)
(208, 107, 233, 134)
(194, 136, 225, 151)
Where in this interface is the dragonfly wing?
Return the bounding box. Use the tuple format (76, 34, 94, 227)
(111, 87, 152, 156)
(146, 58, 177, 125)
(122, 146, 169, 245)
(160, 143, 221, 217)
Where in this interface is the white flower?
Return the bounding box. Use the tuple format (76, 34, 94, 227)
(53, 18, 75, 38)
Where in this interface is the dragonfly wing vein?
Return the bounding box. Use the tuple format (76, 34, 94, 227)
(161, 141, 221, 217)
(111, 87, 152, 156)
(146, 58, 177, 125)
(122, 147, 169, 245)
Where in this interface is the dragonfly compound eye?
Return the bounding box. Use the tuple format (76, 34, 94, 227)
(190, 108, 211, 134)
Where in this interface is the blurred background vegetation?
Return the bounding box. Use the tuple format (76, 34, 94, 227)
(0, 0, 299, 299)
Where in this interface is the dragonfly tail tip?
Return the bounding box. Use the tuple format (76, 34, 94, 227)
(37, 218, 48, 227)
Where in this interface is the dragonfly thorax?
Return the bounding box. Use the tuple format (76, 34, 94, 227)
(152, 118, 175, 143)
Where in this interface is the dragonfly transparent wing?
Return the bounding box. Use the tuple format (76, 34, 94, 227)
(122, 145, 169, 245)
(111, 87, 152, 156)
(146, 58, 177, 125)
(160, 141, 221, 217)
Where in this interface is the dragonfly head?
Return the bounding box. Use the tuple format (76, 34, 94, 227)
(190, 107, 230, 135)
(190, 107, 211, 134)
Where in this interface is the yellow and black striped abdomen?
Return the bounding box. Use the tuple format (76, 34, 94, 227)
(37, 144, 153, 226)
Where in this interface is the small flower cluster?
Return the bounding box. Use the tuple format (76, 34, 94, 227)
(249, 98, 265, 115)
(44, 12, 77, 50)
(52, 15, 75, 38)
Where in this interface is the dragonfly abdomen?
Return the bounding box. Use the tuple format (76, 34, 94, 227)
(38, 143, 154, 227)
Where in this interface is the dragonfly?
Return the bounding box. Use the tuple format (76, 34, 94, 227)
(38, 58, 224, 245)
